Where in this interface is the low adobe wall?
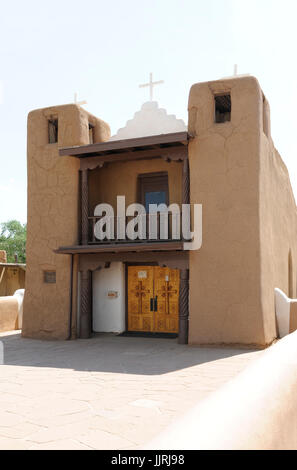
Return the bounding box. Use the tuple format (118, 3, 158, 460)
(0, 296, 19, 332)
(149, 332, 297, 450)
(0, 290, 24, 333)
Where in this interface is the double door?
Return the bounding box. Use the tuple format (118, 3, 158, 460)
(127, 266, 180, 333)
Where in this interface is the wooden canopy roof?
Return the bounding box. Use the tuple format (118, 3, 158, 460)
(59, 131, 189, 159)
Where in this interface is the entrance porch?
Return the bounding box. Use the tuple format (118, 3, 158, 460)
(73, 250, 189, 343)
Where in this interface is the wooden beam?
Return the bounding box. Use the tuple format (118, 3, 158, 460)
(79, 146, 187, 171)
(59, 132, 189, 157)
(81, 169, 89, 245)
(55, 241, 184, 255)
(182, 156, 190, 205)
(0, 267, 5, 286)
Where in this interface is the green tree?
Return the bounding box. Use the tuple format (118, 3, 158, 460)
(0, 220, 27, 263)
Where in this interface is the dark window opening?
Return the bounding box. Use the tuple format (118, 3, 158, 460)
(215, 94, 231, 123)
(138, 172, 169, 211)
(89, 123, 95, 144)
(48, 119, 58, 144)
(263, 94, 269, 138)
(44, 271, 56, 284)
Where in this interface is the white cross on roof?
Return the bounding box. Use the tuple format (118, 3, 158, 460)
(74, 92, 87, 106)
(139, 73, 164, 101)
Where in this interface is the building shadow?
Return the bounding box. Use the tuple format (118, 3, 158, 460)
(0, 332, 259, 376)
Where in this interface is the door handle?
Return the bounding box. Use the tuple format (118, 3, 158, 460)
(154, 296, 158, 312)
(150, 298, 154, 312)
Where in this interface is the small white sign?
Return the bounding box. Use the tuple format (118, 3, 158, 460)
(138, 271, 147, 279)
(165, 275, 169, 282)
(107, 291, 118, 299)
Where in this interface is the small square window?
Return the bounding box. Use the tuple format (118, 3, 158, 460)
(48, 119, 58, 144)
(215, 94, 231, 123)
(44, 271, 56, 284)
(89, 123, 95, 144)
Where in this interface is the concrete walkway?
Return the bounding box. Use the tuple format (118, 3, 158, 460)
(0, 331, 262, 450)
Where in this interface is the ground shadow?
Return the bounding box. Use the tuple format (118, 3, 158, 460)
(0, 332, 258, 376)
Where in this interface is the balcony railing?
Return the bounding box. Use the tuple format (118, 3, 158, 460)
(87, 210, 193, 245)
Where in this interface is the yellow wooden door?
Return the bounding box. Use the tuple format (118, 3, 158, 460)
(127, 266, 180, 333)
(154, 267, 180, 333)
(127, 266, 154, 332)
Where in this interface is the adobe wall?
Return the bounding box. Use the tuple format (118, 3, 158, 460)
(0, 266, 26, 297)
(149, 332, 297, 450)
(188, 76, 266, 346)
(259, 107, 297, 340)
(188, 75, 297, 347)
(23, 104, 110, 339)
(0, 296, 19, 332)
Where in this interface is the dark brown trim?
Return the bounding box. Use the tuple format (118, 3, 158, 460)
(55, 241, 184, 255)
(178, 269, 189, 345)
(125, 262, 128, 332)
(79, 147, 187, 170)
(78, 170, 82, 244)
(81, 169, 89, 245)
(67, 254, 74, 340)
(79, 270, 92, 339)
(79, 251, 189, 272)
(182, 157, 190, 206)
(59, 132, 189, 158)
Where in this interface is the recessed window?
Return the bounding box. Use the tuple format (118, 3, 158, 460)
(138, 173, 169, 212)
(89, 123, 95, 144)
(44, 271, 56, 284)
(215, 94, 231, 123)
(48, 119, 58, 144)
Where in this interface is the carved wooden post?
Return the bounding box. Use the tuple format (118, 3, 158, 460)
(182, 156, 190, 206)
(180, 155, 190, 344)
(179, 269, 189, 345)
(81, 169, 89, 245)
(80, 270, 92, 339)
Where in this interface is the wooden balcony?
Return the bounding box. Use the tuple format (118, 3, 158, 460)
(56, 132, 191, 255)
(88, 213, 190, 244)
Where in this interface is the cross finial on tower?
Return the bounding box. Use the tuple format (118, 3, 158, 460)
(233, 64, 238, 76)
(139, 73, 164, 101)
(74, 92, 87, 106)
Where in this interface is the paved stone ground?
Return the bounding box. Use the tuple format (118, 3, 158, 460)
(0, 331, 262, 450)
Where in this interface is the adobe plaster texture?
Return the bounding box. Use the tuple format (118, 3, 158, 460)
(0, 297, 19, 332)
(188, 76, 297, 347)
(23, 105, 110, 339)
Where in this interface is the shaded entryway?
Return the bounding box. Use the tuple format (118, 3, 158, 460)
(77, 253, 190, 344)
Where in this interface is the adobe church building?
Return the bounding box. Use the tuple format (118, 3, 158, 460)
(22, 76, 297, 348)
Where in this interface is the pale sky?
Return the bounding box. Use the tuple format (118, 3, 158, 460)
(1, 0, 297, 224)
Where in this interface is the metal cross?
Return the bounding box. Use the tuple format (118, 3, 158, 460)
(161, 281, 178, 315)
(139, 73, 164, 101)
(133, 281, 149, 314)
